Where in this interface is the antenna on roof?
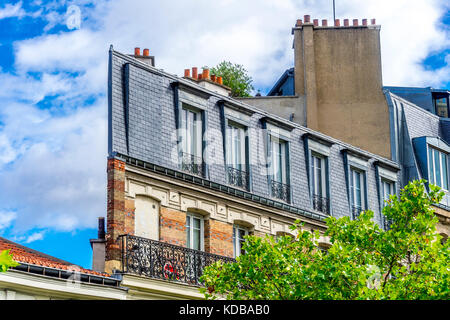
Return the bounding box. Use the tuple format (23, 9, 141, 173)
(333, 0, 336, 22)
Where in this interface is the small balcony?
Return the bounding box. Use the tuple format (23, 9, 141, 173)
(119, 235, 235, 286)
(180, 152, 203, 176)
(271, 180, 290, 202)
(351, 205, 363, 220)
(227, 166, 249, 190)
(312, 194, 330, 214)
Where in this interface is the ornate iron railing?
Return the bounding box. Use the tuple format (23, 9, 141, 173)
(119, 235, 235, 286)
(351, 205, 363, 220)
(271, 180, 290, 202)
(180, 152, 203, 176)
(312, 194, 330, 214)
(227, 166, 249, 190)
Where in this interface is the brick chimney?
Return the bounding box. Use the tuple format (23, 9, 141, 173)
(130, 47, 155, 67)
(90, 217, 107, 273)
(182, 66, 231, 96)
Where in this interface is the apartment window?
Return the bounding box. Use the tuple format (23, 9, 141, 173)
(433, 93, 449, 118)
(381, 179, 395, 207)
(186, 213, 204, 251)
(428, 147, 449, 190)
(233, 225, 249, 258)
(350, 168, 366, 219)
(269, 135, 290, 202)
(311, 153, 330, 214)
(226, 122, 249, 189)
(380, 179, 395, 230)
(180, 106, 203, 175)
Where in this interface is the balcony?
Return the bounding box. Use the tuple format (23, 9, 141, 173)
(271, 180, 290, 202)
(180, 152, 203, 176)
(312, 194, 330, 214)
(227, 166, 249, 190)
(119, 235, 235, 286)
(351, 205, 363, 220)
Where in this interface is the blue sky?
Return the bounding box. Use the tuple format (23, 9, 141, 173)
(0, 0, 449, 269)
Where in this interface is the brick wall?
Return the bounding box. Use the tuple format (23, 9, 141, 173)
(204, 219, 233, 258)
(124, 199, 135, 235)
(159, 207, 186, 247)
(105, 158, 126, 268)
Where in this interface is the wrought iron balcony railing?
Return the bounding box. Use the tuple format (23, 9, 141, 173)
(227, 166, 249, 190)
(180, 152, 203, 176)
(312, 194, 330, 214)
(351, 205, 363, 220)
(119, 234, 235, 286)
(271, 180, 290, 202)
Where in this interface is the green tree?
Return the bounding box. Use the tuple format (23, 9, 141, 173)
(200, 180, 450, 300)
(0, 249, 19, 272)
(210, 61, 254, 97)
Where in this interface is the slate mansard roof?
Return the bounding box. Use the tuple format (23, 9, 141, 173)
(108, 47, 400, 224)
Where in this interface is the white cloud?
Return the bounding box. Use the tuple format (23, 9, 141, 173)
(0, 0, 448, 237)
(24, 231, 45, 243)
(0, 211, 17, 230)
(0, 1, 25, 20)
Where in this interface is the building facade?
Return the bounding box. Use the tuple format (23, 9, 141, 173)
(97, 43, 402, 297)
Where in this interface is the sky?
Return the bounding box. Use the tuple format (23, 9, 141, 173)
(0, 0, 448, 269)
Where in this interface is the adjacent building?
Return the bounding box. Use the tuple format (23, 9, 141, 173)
(0, 237, 126, 300)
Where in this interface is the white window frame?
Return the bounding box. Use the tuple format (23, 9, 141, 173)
(269, 135, 287, 184)
(428, 146, 449, 191)
(381, 179, 395, 208)
(186, 213, 204, 251)
(350, 167, 366, 210)
(311, 152, 327, 198)
(181, 104, 203, 160)
(226, 121, 247, 171)
(233, 225, 249, 258)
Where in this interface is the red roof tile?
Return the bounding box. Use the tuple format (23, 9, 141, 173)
(0, 236, 110, 277)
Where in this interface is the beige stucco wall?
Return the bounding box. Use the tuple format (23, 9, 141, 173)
(236, 96, 306, 126)
(294, 25, 391, 158)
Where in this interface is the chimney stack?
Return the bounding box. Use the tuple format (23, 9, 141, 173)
(131, 47, 155, 67)
(98, 217, 105, 240)
(90, 217, 107, 273)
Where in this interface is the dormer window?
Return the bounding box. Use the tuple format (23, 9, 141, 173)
(180, 105, 203, 176)
(428, 147, 449, 190)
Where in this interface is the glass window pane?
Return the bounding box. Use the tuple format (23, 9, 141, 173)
(429, 148, 434, 184)
(434, 149, 441, 187)
(193, 228, 200, 250)
(442, 153, 448, 190)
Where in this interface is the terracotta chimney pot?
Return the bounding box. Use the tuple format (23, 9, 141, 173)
(296, 19, 302, 26)
(353, 19, 358, 26)
(335, 19, 340, 27)
(134, 47, 140, 56)
(217, 76, 223, 85)
(192, 67, 198, 79)
(371, 18, 376, 25)
(322, 19, 328, 26)
(202, 68, 210, 80)
(143, 48, 149, 56)
(184, 69, 190, 77)
(344, 19, 349, 26)
(362, 19, 368, 26)
(304, 15, 310, 23)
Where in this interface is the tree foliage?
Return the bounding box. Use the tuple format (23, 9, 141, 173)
(210, 61, 254, 97)
(200, 180, 450, 300)
(0, 249, 19, 272)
